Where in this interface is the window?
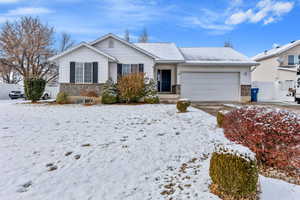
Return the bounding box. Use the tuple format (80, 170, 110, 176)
(288, 55, 295, 65)
(121, 64, 141, 75)
(75, 62, 93, 83)
(84, 63, 92, 83)
(75, 63, 84, 83)
(122, 64, 131, 75)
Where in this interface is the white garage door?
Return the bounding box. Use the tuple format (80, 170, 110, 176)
(181, 72, 240, 101)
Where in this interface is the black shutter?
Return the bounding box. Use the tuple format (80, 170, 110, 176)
(93, 62, 98, 83)
(70, 62, 75, 83)
(139, 64, 144, 73)
(117, 64, 122, 77)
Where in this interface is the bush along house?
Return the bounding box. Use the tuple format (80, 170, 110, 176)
(49, 33, 258, 102)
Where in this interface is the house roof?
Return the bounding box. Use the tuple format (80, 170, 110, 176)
(179, 47, 258, 66)
(253, 40, 300, 61)
(48, 42, 118, 62)
(89, 33, 158, 59)
(134, 43, 185, 62)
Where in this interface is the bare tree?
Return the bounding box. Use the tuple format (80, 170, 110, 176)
(138, 28, 148, 43)
(0, 60, 21, 83)
(0, 17, 58, 83)
(224, 40, 234, 48)
(124, 29, 130, 42)
(59, 32, 75, 52)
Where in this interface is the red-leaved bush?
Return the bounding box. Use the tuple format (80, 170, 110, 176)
(223, 106, 300, 173)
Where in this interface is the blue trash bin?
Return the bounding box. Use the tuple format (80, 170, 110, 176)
(251, 88, 259, 102)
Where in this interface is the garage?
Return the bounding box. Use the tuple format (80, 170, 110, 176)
(180, 72, 240, 101)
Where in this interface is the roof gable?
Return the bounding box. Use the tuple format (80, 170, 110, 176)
(253, 40, 300, 61)
(90, 33, 158, 59)
(48, 42, 118, 62)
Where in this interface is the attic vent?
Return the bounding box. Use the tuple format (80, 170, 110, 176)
(108, 39, 114, 48)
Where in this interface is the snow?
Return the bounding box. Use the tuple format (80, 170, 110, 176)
(0, 101, 299, 200)
(260, 176, 300, 200)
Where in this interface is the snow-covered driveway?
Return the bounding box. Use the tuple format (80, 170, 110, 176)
(0, 101, 299, 200)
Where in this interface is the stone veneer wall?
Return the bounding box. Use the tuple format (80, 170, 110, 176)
(241, 85, 251, 102)
(172, 84, 181, 94)
(60, 83, 105, 97)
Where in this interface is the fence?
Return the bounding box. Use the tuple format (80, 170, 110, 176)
(0, 84, 23, 100)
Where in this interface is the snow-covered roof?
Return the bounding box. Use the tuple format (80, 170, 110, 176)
(253, 40, 300, 61)
(180, 47, 258, 66)
(134, 43, 185, 62)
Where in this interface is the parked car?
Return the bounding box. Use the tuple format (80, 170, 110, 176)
(9, 91, 24, 99)
(295, 87, 300, 104)
(9, 91, 50, 100)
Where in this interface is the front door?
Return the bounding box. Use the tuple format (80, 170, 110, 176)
(158, 70, 171, 92)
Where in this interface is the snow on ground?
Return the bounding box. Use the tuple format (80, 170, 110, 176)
(0, 100, 299, 200)
(260, 176, 300, 200)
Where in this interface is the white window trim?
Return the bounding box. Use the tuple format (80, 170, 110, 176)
(75, 62, 93, 84)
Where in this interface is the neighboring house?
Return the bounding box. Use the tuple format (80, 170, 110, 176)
(49, 33, 257, 102)
(252, 40, 300, 100)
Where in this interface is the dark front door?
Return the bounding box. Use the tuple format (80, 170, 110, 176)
(158, 70, 171, 92)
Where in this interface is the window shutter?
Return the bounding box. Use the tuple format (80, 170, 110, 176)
(117, 64, 122, 77)
(70, 62, 75, 83)
(93, 62, 98, 83)
(138, 64, 144, 73)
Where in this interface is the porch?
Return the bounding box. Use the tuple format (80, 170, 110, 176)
(154, 64, 180, 94)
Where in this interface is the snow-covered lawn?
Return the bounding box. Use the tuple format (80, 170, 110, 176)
(0, 101, 299, 200)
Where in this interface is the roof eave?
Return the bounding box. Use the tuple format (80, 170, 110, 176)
(155, 59, 185, 64)
(183, 61, 259, 66)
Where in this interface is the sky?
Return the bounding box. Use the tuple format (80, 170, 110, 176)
(0, 0, 299, 57)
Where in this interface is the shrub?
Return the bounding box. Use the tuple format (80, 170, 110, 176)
(80, 90, 98, 97)
(222, 106, 300, 173)
(216, 110, 228, 128)
(117, 73, 145, 103)
(144, 96, 160, 104)
(102, 79, 118, 104)
(209, 147, 258, 199)
(144, 78, 159, 104)
(24, 78, 46, 102)
(56, 92, 68, 104)
(176, 99, 191, 112)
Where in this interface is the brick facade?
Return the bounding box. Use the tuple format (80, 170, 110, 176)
(60, 83, 104, 96)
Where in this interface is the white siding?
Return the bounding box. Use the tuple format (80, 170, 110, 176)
(93, 37, 155, 78)
(177, 65, 251, 85)
(57, 46, 109, 83)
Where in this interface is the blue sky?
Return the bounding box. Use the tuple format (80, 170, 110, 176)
(0, 0, 299, 57)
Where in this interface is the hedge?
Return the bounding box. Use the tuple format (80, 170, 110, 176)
(24, 78, 46, 102)
(209, 150, 258, 199)
(222, 106, 300, 173)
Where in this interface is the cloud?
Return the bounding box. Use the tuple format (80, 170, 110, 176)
(7, 7, 53, 16)
(0, 0, 21, 3)
(226, 0, 294, 25)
